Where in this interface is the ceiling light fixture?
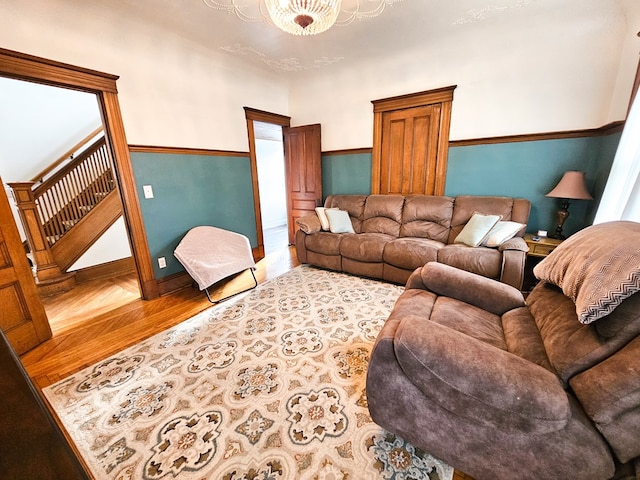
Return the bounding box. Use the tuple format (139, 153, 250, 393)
(203, 0, 401, 36)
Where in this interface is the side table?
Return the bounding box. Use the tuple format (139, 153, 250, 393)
(522, 234, 563, 292)
(524, 234, 563, 258)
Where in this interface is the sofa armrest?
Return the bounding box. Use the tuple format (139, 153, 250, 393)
(394, 317, 570, 434)
(498, 237, 528, 289)
(407, 262, 525, 315)
(296, 214, 321, 234)
(498, 236, 529, 253)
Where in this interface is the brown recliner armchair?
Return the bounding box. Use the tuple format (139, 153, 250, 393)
(366, 221, 640, 480)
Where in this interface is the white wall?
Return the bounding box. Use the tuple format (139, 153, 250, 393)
(0, 0, 290, 152)
(2, 1, 638, 153)
(0, 0, 291, 271)
(288, 1, 640, 150)
(68, 217, 132, 271)
(0, 78, 102, 182)
(256, 139, 287, 229)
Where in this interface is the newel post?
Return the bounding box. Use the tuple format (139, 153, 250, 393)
(8, 182, 76, 295)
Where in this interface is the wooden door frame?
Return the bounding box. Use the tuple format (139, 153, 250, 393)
(371, 86, 456, 196)
(243, 107, 291, 259)
(0, 48, 158, 299)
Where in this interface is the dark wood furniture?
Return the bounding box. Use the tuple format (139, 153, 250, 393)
(0, 329, 90, 479)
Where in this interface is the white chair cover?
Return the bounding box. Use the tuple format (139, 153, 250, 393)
(174, 226, 256, 291)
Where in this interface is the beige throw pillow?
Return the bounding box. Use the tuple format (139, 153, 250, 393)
(325, 209, 355, 233)
(455, 213, 502, 247)
(315, 207, 338, 231)
(482, 221, 526, 247)
(533, 221, 640, 324)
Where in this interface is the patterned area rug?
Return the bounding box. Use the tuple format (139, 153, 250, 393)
(44, 265, 453, 480)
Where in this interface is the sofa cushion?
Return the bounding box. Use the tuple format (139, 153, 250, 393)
(340, 233, 393, 262)
(325, 195, 367, 233)
(429, 296, 507, 350)
(437, 244, 502, 280)
(315, 207, 337, 230)
(454, 212, 502, 247)
(528, 282, 640, 383)
(534, 221, 640, 325)
(482, 221, 526, 247)
(449, 196, 520, 244)
(383, 237, 443, 270)
(569, 335, 640, 463)
(361, 195, 404, 236)
(394, 316, 570, 434)
(296, 214, 321, 234)
(325, 209, 355, 233)
(305, 232, 346, 256)
(400, 195, 453, 243)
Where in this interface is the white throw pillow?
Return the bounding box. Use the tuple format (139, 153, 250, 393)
(454, 213, 502, 247)
(325, 209, 355, 234)
(482, 221, 525, 247)
(315, 207, 338, 231)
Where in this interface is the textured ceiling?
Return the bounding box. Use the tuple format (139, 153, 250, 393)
(91, 0, 637, 75)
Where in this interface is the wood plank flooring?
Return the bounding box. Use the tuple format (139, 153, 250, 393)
(19, 244, 472, 480)
(21, 246, 299, 390)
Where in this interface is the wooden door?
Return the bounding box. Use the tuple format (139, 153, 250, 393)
(378, 104, 442, 195)
(0, 177, 52, 354)
(283, 124, 322, 244)
(372, 86, 456, 196)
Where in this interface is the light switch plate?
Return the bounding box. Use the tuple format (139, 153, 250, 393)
(158, 257, 166, 268)
(143, 185, 154, 199)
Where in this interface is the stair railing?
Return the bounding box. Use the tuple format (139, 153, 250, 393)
(33, 135, 115, 247)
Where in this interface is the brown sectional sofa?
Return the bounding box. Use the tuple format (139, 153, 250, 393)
(295, 194, 531, 289)
(366, 221, 640, 479)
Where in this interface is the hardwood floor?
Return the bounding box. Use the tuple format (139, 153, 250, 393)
(21, 245, 300, 390)
(20, 244, 472, 480)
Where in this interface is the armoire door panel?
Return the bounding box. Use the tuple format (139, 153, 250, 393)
(379, 105, 440, 195)
(372, 86, 455, 197)
(0, 175, 51, 354)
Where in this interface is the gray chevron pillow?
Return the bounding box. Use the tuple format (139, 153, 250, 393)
(534, 221, 640, 325)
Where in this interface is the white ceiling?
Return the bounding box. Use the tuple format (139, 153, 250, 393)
(90, 0, 640, 75)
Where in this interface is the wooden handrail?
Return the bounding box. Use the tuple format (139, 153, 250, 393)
(30, 126, 103, 183)
(30, 136, 115, 248)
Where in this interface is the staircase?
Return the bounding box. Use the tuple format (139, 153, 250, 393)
(9, 133, 123, 294)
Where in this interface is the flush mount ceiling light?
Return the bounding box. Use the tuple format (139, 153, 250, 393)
(203, 0, 402, 36)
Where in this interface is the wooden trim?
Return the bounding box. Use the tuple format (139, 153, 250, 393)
(156, 271, 193, 296)
(73, 257, 136, 283)
(100, 92, 158, 299)
(372, 86, 457, 113)
(129, 145, 249, 157)
(449, 121, 625, 147)
(244, 108, 291, 263)
(371, 86, 456, 195)
(323, 148, 372, 156)
(0, 48, 154, 299)
(0, 47, 118, 93)
(244, 107, 291, 126)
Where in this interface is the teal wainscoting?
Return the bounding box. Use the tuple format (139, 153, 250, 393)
(446, 133, 620, 236)
(130, 152, 257, 279)
(322, 152, 372, 197)
(319, 133, 620, 237)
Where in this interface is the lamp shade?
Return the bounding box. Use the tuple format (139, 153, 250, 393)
(545, 171, 593, 200)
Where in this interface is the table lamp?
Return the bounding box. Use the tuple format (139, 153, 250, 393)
(545, 171, 593, 239)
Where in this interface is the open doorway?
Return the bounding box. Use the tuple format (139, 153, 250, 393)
(0, 76, 140, 335)
(254, 121, 288, 254)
